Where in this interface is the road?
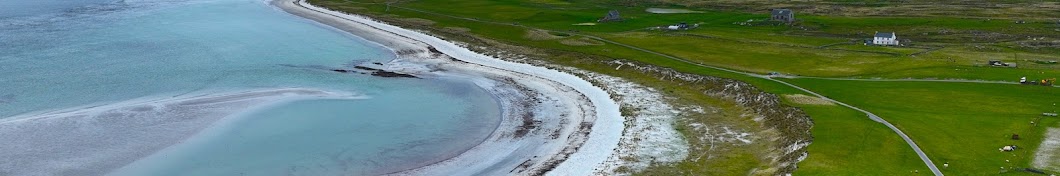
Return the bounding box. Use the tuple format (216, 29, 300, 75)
(767, 78, 944, 176)
(779, 75, 1058, 88)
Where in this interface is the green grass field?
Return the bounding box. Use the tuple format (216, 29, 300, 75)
(793, 105, 930, 175)
(783, 78, 1060, 175)
(387, 0, 1060, 81)
(311, 0, 1060, 174)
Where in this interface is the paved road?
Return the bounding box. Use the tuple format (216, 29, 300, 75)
(778, 75, 1058, 88)
(358, 4, 980, 175)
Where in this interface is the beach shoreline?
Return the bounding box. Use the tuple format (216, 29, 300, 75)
(272, 0, 702, 174)
(271, 0, 625, 175)
(0, 0, 690, 174)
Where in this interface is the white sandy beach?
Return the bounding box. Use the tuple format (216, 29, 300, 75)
(273, 0, 690, 175)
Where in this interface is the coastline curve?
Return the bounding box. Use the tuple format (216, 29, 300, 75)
(271, 0, 625, 175)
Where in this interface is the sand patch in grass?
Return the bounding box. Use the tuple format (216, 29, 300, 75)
(525, 29, 567, 41)
(783, 94, 835, 105)
(441, 27, 470, 33)
(560, 37, 605, 46)
(401, 18, 436, 26)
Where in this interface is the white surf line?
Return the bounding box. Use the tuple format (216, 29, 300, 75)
(289, 0, 623, 175)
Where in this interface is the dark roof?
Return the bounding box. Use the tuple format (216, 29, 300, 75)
(771, 9, 792, 16)
(874, 32, 895, 38)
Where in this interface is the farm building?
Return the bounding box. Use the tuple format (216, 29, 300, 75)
(598, 10, 622, 22)
(989, 60, 1016, 67)
(770, 9, 794, 23)
(872, 32, 900, 46)
(665, 22, 697, 30)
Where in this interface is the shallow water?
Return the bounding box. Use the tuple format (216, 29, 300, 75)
(0, 0, 499, 175)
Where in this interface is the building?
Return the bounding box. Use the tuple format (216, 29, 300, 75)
(598, 10, 622, 22)
(770, 9, 794, 23)
(665, 22, 696, 30)
(872, 32, 899, 46)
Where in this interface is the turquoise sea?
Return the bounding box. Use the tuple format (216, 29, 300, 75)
(0, 0, 498, 175)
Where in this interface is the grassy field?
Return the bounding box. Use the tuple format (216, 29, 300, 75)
(309, 0, 1060, 174)
(386, 0, 1060, 81)
(602, 32, 922, 76)
(658, 1, 1060, 19)
(792, 105, 930, 175)
(783, 78, 1060, 175)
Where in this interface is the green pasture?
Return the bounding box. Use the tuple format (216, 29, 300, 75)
(784, 78, 1060, 175)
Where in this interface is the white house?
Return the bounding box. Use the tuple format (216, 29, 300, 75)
(872, 32, 899, 46)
